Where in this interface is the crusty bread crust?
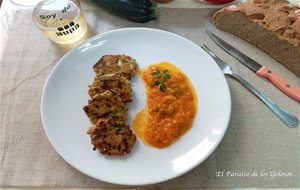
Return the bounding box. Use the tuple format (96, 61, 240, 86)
(213, 1, 300, 77)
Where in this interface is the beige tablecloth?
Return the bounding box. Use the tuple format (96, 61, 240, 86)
(1, 0, 300, 188)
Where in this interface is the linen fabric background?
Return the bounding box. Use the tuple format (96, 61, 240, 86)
(1, 2, 300, 188)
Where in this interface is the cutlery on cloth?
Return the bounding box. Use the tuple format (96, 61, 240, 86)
(201, 45, 299, 128)
(206, 30, 300, 102)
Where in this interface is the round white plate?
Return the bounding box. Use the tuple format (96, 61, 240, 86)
(41, 28, 231, 185)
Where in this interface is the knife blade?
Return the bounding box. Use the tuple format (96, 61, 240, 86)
(206, 30, 300, 102)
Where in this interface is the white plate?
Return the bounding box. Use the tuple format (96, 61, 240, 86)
(41, 28, 231, 185)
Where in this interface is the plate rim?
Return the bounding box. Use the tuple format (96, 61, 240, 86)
(40, 27, 232, 185)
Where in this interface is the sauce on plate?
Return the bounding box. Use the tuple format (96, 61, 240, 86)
(133, 61, 197, 148)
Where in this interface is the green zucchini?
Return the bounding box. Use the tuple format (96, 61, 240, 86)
(91, 0, 157, 23)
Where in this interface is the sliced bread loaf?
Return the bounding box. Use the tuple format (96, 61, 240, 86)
(213, 0, 300, 77)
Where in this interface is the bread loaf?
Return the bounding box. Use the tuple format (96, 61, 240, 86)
(213, 0, 300, 77)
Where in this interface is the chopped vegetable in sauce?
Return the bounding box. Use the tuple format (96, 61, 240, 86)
(133, 61, 197, 148)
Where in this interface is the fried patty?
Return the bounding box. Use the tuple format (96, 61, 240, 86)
(93, 55, 139, 79)
(83, 90, 127, 125)
(88, 73, 132, 103)
(84, 54, 138, 156)
(87, 118, 136, 156)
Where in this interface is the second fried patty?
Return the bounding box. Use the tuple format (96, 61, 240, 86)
(88, 74, 132, 103)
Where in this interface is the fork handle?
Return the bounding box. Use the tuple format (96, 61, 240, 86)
(229, 73, 299, 128)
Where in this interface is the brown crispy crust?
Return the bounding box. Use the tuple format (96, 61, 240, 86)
(83, 54, 138, 156)
(88, 74, 132, 103)
(83, 90, 127, 125)
(87, 118, 136, 156)
(93, 55, 139, 79)
(213, 0, 300, 77)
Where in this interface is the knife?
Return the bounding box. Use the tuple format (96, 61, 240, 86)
(206, 30, 300, 102)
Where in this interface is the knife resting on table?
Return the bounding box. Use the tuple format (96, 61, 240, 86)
(206, 30, 300, 102)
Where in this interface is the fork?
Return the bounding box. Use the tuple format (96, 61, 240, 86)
(201, 45, 299, 128)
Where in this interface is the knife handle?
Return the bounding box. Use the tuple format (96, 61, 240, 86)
(256, 66, 300, 102)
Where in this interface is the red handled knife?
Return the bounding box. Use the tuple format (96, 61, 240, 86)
(206, 30, 300, 102)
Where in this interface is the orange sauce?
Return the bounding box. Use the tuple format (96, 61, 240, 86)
(133, 61, 197, 148)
